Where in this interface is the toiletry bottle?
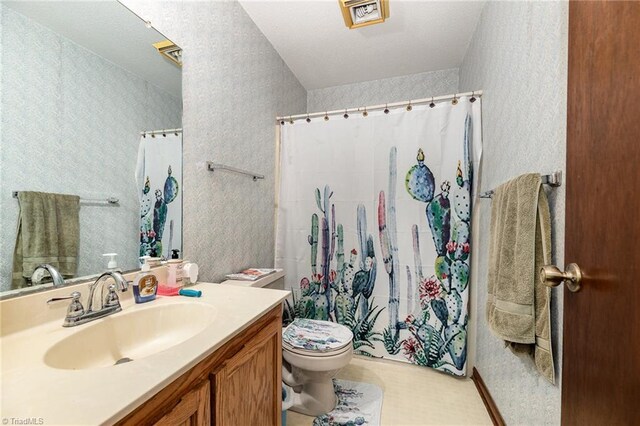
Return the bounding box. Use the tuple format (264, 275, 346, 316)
(166, 259, 182, 288)
(133, 256, 158, 303)
(171, 249, 180, 259)
(103, 253, 121, 272)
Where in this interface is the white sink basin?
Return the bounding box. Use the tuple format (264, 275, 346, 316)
(44, 302, 217, 370)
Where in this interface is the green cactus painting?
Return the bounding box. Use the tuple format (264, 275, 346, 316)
(294, 185, 382, 357)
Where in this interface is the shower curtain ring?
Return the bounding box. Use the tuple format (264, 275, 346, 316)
(344, 109, 349, 119)
(324, 112, 329, 121)
(470, 91, 477, 103)
(289, 116, 294, 124)
(162, 130, 166, 137)
(452, 94, 459, 105)
(363, 107, 368, 117)
(306, 114, 311, 123)
(429, 97, 435, 108)
(406, 101, 413, 111)
(279, 118, 285, 125)
(384, 104, 390, 114)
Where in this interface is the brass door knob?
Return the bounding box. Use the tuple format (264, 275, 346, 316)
(540, 263, 583, 292)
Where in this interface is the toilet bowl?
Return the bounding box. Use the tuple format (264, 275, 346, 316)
(281, 318, 353, 416)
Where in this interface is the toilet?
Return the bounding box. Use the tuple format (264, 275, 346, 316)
(281, 318, 353, 416)
(219, 272, 353, 416)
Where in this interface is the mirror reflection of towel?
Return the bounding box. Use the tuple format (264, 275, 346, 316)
(11, 191, 80, 289)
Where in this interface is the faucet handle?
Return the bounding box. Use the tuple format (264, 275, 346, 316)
(103, 284, 122, 309)
(47, 291, 82, 304)
(47, 291, 85, 320)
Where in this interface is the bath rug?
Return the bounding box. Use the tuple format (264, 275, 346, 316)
(312, 379, 383, 426)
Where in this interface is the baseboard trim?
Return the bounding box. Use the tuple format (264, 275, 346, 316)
(471, 367, 506, 426)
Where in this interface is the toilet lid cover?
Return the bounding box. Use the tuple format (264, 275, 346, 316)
(283, 318, 353, 352)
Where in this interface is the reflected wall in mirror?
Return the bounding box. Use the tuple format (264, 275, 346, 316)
(0, 1, 182, 296)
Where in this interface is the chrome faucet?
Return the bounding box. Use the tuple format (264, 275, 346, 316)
(86, 271, 129, 313)
(47, 271, 129, 327)
(31, 264, 65, 287)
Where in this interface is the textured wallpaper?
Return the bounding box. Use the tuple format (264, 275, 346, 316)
(0, 4, 182, 291)
(459, 2, 568, 424)
(121, 1, 307, 283)
(307, 68, 459, 113)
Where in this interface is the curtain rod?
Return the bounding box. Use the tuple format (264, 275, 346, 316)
(140, 128, 182, 137)
(276, 90, 482, 123)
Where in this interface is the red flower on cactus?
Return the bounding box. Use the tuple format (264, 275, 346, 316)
(300, 277, 310, 290)
(446, 241, 457, 253)
(402, 337, 419, 361)
(329, 270, 337, 283)
(462, 243, 470, 254)
(405, 314, 415, 324)
(351, 249, 358, 255)
(419, 277, 442, 306)
(311, 273, 323, 283)
(148, 230, 156, 239)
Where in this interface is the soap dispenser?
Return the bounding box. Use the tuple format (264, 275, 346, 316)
(103, 253, 121, 272)
(133, 256, 158, 303)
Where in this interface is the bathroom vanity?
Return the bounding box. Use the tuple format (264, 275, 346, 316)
(117, 304, 282, 425)
(0, 281, 289, 425)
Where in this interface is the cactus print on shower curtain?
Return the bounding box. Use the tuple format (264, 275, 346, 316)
(399, 114, 474, 375)
(290, 185, 384, 357)
(277, 103, 480, 377)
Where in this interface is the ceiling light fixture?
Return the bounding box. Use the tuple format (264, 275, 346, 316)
(153, 40, 182, 67)
(339, 0, 389, 29)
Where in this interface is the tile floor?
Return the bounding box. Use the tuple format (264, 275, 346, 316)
(286, 357, 492, 426)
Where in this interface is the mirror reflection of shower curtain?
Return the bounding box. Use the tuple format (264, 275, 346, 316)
(276, 98, 481, 376)
(135, 133, 182, 259)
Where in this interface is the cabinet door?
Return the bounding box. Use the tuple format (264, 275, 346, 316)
(213, 328, 281, 426)
(154, 380, 210, 426)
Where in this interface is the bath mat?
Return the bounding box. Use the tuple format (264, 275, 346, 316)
(312, 379, 383, 426)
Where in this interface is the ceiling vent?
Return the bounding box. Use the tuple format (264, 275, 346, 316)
(339, 0, 389, 29)
(153, 40, 182, 67)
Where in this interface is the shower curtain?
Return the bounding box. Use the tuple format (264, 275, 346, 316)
(135, 133, 182, 259)
(276, 97, 481, 376)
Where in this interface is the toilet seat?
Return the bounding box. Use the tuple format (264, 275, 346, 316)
(283, 341, 352, 357)
(283, 318, 353, 356)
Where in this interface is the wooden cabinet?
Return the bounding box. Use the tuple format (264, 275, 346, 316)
(154, 380, 210, 426)
(116, 306, 282, 426)
(213, 323, 281, 425)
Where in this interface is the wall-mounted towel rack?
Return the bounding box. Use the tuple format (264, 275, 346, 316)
(478, 171, 562, 199)
(12, 191, 119, 205)
(206, 162, 264, 181)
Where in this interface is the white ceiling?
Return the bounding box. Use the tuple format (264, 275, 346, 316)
(239, 0, 485, 90)
(3, 1, 182, 99)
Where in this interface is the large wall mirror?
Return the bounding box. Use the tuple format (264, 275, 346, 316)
(0, 1, 183, 298)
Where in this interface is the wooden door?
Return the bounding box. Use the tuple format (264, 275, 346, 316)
(212, 324, 282, 426)
(563, 2, 640, 424)
(154, 380, 210, 426)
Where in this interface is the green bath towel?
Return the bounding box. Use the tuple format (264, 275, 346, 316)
(12, 191, 80, 289)
(486, 173, 555, 384)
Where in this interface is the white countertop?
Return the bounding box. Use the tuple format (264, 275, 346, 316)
(0, 282, 289, 425)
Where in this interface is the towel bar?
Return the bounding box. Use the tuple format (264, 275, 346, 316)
(478, 171, 562, 199)
(12, 191, 119, 205)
